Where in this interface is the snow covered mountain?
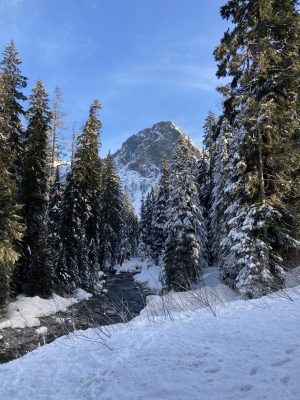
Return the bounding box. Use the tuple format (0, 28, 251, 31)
(113, 121, 201, 214)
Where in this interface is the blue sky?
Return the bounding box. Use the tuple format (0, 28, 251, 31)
(0, 0, 228, 156)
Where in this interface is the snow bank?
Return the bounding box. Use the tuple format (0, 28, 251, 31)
(115, 258, 162, 291)
(0, 289, 92, 330)
(0, 283, 300, 399)
(134, 264, 162, 291)
(286, 266, 300, 288)
(140, 267, 238, 321)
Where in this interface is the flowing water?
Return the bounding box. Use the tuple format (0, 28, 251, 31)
(0, 272, 153, 364)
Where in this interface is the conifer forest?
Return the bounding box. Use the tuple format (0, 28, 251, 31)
(0, 1, 300, 399)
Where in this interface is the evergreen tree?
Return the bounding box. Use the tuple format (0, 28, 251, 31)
(163, 137, 207, 291)
(119, 193, 139, 264)
(202, 110, 217, 199)
(0, 41, 27, 184)
(0, 41, 27, 300)
(209, 117, 233, 265)
(138, 197, 148, 261)
(203, 110, 216, 164)
(58, 171, 80, 291)
(138, 190, 155, 261)
(0, 83, 24, 304)
(99, 152, 123, 270)
(201, 111, 217, 264)
(151, 155, 170, 264)
(60, 100, 102, 290)
(48, 166, 64, 290)
(215, 0, 300, 297)
(22, 80, 52, 298)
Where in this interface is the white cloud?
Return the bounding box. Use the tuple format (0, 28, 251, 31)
(36, 26, 94, 65)
(110, 61, 217, 93)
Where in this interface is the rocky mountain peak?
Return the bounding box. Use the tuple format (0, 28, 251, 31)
(113, 121, 201, 214)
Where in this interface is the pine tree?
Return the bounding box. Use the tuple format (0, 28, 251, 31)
(48, 166, 64, 291)
(0, 41, 27, 301)
(203, 111, 216, 162)
(209, 117, 233, 265)
(22, 80, 52, 298)
(201, 111, 217, 264)
(0, 84, 24, 304)
(163, 137, 207, 291)
(214, 0, 300, 297)
(58, 170, 81, 291)
(138, 197, 148, 261)
(99, 152, 123, 270)
(138, 190, 155, 261)
(151, 155, 170, 264)
(60, 100, 102, 290)
(0, 41, 27, 184)
(119, 193, 139, 264)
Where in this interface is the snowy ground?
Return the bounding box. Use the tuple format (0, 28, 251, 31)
(0, 267, 300, 399)
(0, 289, 92, 330)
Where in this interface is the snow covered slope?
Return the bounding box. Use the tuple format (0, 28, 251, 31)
(113, 121, 201, 214)
(1, 272, 300, 400)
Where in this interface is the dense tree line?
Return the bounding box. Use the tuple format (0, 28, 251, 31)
(0, 41, 137, 305)
(211, 0, 300, 298)
(138, 136, 208, 291)
(139, 0, 300, 298)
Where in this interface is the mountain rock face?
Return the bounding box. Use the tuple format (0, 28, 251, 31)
(113, 121, 201, 215)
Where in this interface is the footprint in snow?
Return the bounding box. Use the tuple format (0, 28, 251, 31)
(249, 367, 258, 376)
(280, 376, 290, 385)
(204, 367, 220, 374)
(240, 384, 253, 392)
(271, 357, 291, 367)
(285, 348, 295, 355)
(232, 384, 253, 393)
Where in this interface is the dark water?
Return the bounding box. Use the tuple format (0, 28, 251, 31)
(0, 272, 153, 364)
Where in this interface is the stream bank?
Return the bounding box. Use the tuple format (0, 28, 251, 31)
(0, 272, 153, 364)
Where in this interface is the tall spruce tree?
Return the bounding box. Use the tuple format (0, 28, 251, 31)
(138, 190, 155, 261)
(60, 100, 102, 290)
(119, 193, 139, 264)
(99, 152, 123, 270)
(151, 155, 170, 264)
(214, 0, 300, 297)
(48, 166, 64, 290)
(0, 82, 24, 304)
(201, 111, 217, 264)
(22, 81, 52, 297)
(202, 111, 217, 199)
(0, 41, 27, 184)
(209, 117, 233, 265)
(163, 137, 207, 291)
(0, 41, 27, 300)
(0, 143, 24, 304)
(138, 197, 148, 261)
